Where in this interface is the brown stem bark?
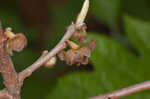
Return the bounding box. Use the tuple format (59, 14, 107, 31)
(0, 25, 20, 99)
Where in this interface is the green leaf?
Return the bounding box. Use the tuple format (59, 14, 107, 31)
(90, 0, 121, 30)
(124, 15, 150, 57)
(123, 0, 150, 21)
(46, 33, 150, 99)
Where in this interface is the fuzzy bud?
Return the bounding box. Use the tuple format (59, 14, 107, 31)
(76, 0, 89, 24)
(44, 56, 57, 68)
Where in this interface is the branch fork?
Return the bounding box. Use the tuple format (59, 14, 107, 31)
(0, 0, 90, 98)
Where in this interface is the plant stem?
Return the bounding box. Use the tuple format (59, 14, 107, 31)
(90, 81, 150, 99)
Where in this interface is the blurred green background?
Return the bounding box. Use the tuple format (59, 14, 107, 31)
(0, 0, 150, 99)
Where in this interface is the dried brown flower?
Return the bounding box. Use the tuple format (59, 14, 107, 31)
(4, 28, 27, 54)
(73, 24, 87, 43)
(58, 39, 96, 66)
(7, 33, 27, 52)
(58, 46, 90, 66)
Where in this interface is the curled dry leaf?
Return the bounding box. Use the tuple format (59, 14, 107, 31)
(7, 33, 27, 52)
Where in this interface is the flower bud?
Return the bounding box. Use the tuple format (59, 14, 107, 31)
(76, 0, 89, 25)
(44, 56, 57, 68)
